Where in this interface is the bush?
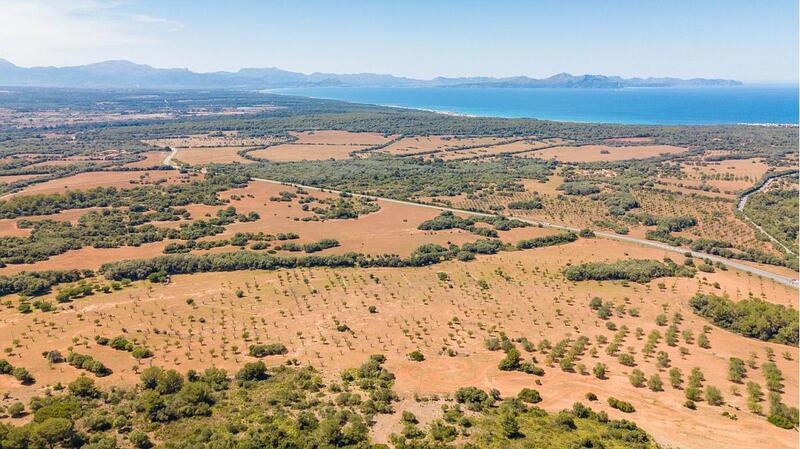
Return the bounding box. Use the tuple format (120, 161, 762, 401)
(248, 343, 288, 357)
(768, 414, 796, 429)
(629, 369, 645, 387)
(705, 385, 724, 406)
(69, 375, 100, 398)
(454, 387, 492, 411)
(408, 351, 425, 362)
(593, 363, 607, 379)
(607, 397, 635, 413)
(648, 374, 663, 392)
(8, 402, 25, 418)
(236, 361, 268, 383)
(129, 430, 153, 449)
(517, 388, 542, 404)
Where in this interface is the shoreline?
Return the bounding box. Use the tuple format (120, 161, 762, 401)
(265, 87, 799, 126)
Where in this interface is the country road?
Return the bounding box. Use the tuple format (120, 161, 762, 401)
(737, 171, 797, 256)
(250, 177, 800, 289)
(156, 149, 800, 289)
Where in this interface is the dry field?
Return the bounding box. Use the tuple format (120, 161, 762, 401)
(0, 237, 795, 449)
(143, 132, 280, 149)
(378, 135, 513, 156)
(289, 130, 396, 145)
(249, 131, 397, 161)
(0, 173, 46, 184)
(603, 137, 655, 143)
(8, 170, 197, 197)
(516, 144, 688, 162)
(124, 150, 170, 168)
(173, 147, 254, 165)
(428, 138, 564, 161)
(0, 180, 560, 274)
(248, 143, 360, 161)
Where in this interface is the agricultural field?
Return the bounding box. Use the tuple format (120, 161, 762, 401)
(0, 88, 796, 449)
(516, 144, 688, 162)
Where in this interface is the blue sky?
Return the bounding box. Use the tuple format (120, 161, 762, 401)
(0, 0, 797, 82)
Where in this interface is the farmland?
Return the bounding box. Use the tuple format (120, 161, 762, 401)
(0, 87, 796, 449)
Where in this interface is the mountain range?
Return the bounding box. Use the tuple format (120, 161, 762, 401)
(0, 59, 742, 90)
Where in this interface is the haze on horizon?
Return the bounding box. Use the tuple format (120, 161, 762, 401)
(0, 0, 797, 84)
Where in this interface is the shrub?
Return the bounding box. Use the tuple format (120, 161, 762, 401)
(608, 397, 635, 413)
(408, 351, 425, 362)
(618, 353, 635, 367)
(728, 357, 746, 383)
(517, 388, 542, 404)
(768, 414, 795, 429)
(593, 363, 607, 379)
(648, 374, 663, 392)
(629, 369, 645, 387)
(248, 343, 288, 357)
(236, 361, 268, 383)
(454, 387, 492, 411)
(69, 375, 100, 398)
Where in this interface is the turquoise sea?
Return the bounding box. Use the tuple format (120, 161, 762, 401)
(274, 85, 799, 125)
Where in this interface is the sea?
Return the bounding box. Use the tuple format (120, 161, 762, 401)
(272, 85, 799, 125)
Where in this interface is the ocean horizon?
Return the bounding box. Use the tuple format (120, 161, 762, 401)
(273, 85, 799, 125)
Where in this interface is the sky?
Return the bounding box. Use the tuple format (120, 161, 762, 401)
(0, 0, 797, 83)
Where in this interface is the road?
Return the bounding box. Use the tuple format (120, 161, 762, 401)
(250, 177, 799, 289)
(737, 172, 797, 256)
(156, 149, 798, 289)
(163, 146, 179, 168)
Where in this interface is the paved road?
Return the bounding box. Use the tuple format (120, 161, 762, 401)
(737, 172, 797, 255)
(158, 151, 798, 288)
(251, 177, 799, 289)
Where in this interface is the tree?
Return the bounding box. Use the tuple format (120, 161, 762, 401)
(31, 418, 76, 449)
(656, 351, 670, 369)
(705, 385, 724, 406)
(746, 381, 764, 414)
(69, 375, 100, 398)
(8, 402, 25, 418)
(697, 333, 710, 349)
(648, 374, 663, 392)
(593, 363, 607, 379)
(156, 370, 184, 395)
(236, 361, 268, 383)
(728, 357, 746, 383)
(500, 413, 520, 438)
(498, 348, 521, 371)
(629, 369, 646, 387)
(140, 366, 164, 390)
(669, 368, 683, 389)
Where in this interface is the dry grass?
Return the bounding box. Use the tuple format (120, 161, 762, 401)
(290, 130, 396, 145)
(124, 151, 170, 168)
(379, 135, 511, 156)
(248, 144, 359, 161)
(0, 238, 795, 449)
(9, 170, 196, 197)
(517, 144, 687, 162)
(174, 147, 254, 165)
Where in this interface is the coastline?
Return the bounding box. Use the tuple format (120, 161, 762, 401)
(267, 85, 800, 125)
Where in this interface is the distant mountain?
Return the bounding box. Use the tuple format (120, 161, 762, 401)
(0, 59, 742, 89)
